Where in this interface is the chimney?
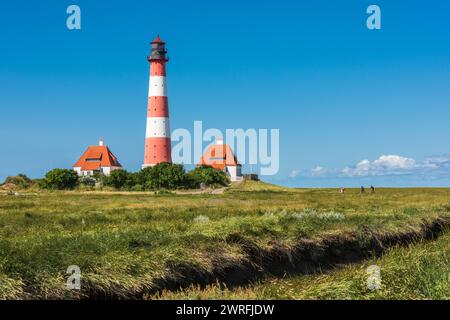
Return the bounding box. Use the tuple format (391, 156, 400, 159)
(216, 137, 223, 145)
(99, 138, 104, 146)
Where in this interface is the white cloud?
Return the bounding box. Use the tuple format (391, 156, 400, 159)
(341, 155, 416, 177)
(372, 155, 416, 169)
(288, 154, 450, 180)
(421, 156, 450, 169)
(289, 169, 300, 178)
(289, 166, 329, 178)
(310, 166, 327, 177)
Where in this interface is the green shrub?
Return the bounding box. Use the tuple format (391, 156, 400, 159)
(104, 169, 129, 190)
(104, 170, 142, 190)
(93, 171, 105, 182)
(186, 166, 229, 188)
(139, 163, 186, 190)
(33, 164, 227, 192)
(32, 178, 46, 190)
(126, 172, 140, 189)
(130, 184, 143, 192)
(43, 169, 79, 190)
(79, 176, 96, 188)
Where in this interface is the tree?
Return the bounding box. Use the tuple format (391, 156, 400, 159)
(43, 169, 79, 190)
(186, 166, 229, 188)
(104, 169, 130, 190)
(125, 172, 141, 190)
(139, 162, 185, 190)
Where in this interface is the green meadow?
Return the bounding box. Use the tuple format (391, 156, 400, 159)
(0, 181, 449, 299)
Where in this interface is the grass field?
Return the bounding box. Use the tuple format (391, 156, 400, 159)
(154, 231, 450, 300)
(0, 181, 449, 299)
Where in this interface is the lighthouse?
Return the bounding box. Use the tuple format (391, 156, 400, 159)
(143, 35, 172, 168)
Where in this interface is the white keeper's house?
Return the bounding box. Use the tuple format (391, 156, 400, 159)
(197, 138, 243, 181)
(73, 139, 122, 176)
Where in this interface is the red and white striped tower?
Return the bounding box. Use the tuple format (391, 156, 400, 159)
(143, 35, 172, 168)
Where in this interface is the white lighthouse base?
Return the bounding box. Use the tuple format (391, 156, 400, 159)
(142, 163, 157, 169)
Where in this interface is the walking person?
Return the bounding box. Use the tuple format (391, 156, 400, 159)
(360, 186, 365, 194)
(370, 185, 375, 193)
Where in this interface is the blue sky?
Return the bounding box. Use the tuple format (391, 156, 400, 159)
(1, 0, 449, 187)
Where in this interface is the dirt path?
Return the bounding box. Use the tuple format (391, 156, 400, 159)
(210, 187, 226, 194)
(175, 187, 226, 195)
(176, 180, 243, 195)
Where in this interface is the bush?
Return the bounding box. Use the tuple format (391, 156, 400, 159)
(34, 164, 228, 192)
(104, 169, 129, 190)
(129, 184, 143, 192)
(93, 172, 106, 184)
(43, 169, 79, 190)
(125, 172, 141, 189)
(139, 163, 185, 190)
(79, 176, 96, 188)
(2, 174, 33, 189)
(33, 179, 46, 190)
(103, 170, 140, 190)
(154, 189, 175, 195)
(186, 166, 229, 188)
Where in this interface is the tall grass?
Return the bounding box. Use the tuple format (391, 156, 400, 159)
(155, 231, 450, 300)
(0, 184, 449, 299)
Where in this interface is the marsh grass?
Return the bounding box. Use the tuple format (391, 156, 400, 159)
(0, 183, 449, 299)
(155, 231, 450, 300)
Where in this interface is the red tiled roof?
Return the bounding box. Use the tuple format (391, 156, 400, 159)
(79, 162, 101, 171)
(73, 145, 122, 171)
(197, 143, 240, 170)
